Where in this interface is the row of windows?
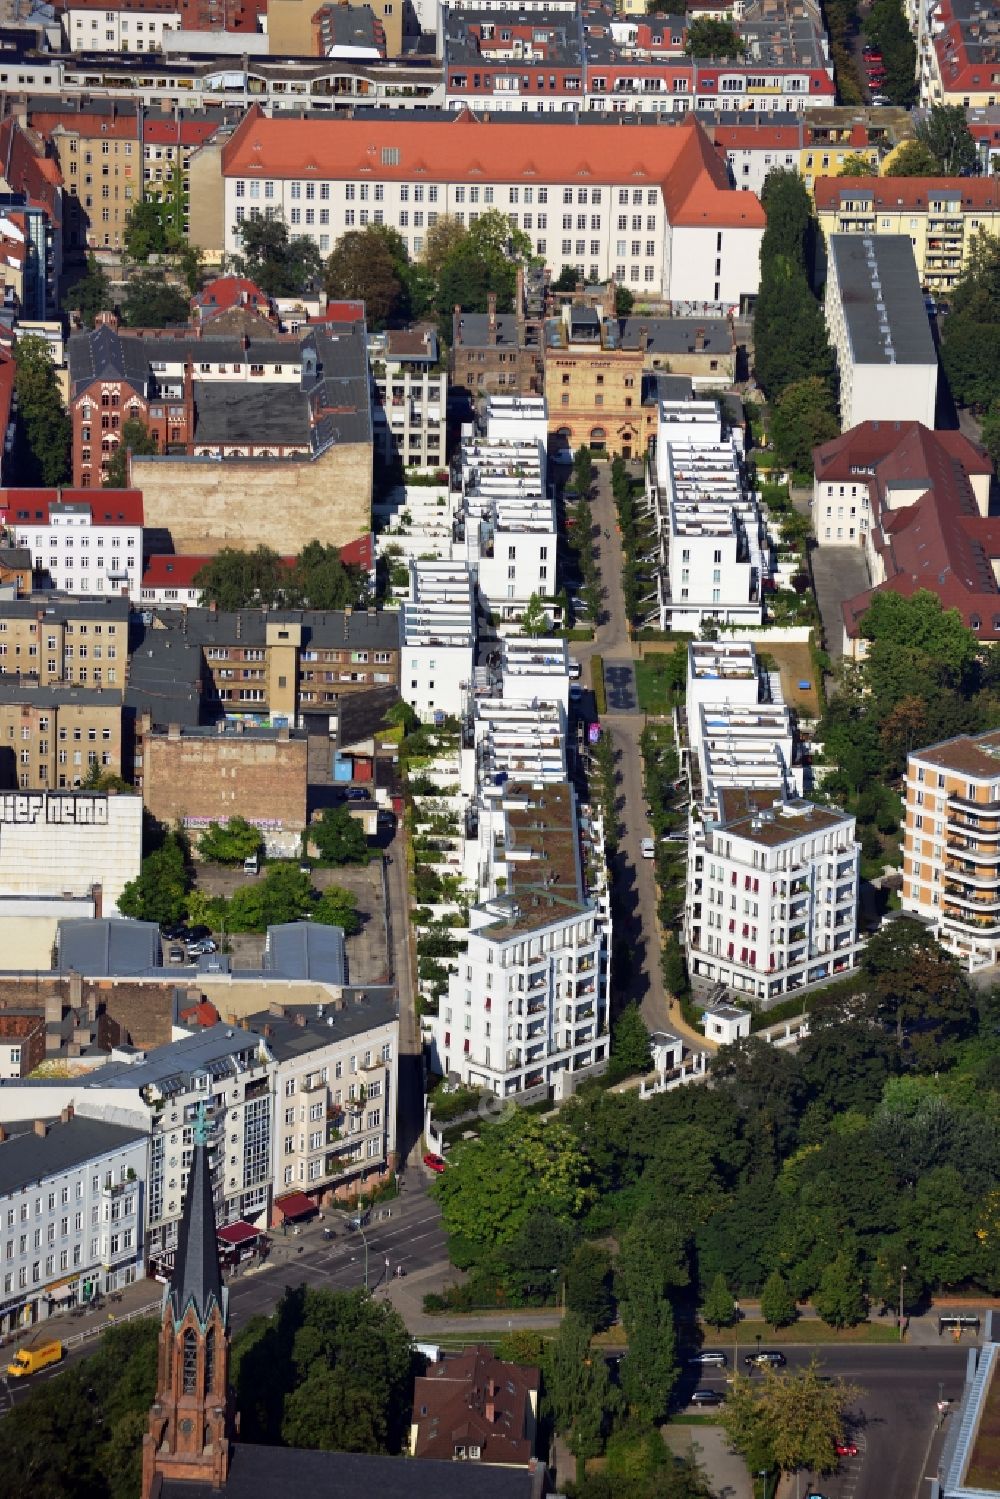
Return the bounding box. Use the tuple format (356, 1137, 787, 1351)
(234, 179, 660, 209)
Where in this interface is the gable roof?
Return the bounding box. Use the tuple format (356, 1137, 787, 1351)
(0, 487, 144, 526)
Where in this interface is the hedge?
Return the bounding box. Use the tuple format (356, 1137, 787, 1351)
(592, 654, 607, 715)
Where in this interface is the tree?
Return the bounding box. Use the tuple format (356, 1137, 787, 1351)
(548, 1312, 618, 1477)
(196, 816, 263, 865)
(103, 417, 157, 487)
(884, 139, 942, 177)
(13, 334, 71, 486)
(124, 198, 174, 262)
(864, 0, 917, 106)
(565, 1242, 614, 1331)
(860, 918, 973, 1070)
(118, 832, 190, 926)
(685, 18, 746, 56)
(722, 1362, 862, 1478)
(520, 592, 550, 637)
(769, 376, 840, 475)
(753, 260, 835, 402)
(324, 226, 405, 328)
(290, 540, 366, 610)
(760, 169, 813, 268)
(615, 285, 635, 316)
(234, 1286, 415, 1455)
(225, 864, 314, 931)
(702, 1270, 737, 1330)
(759, 1269, 798, 1329)
(421, 215, 468, 279)
(607, 1002, 653, 1083)
(310, 804, 369, 865)
(65, 253, 112, 326)
(195, 545, 287, 609)
(553, 265, 581, 291)
(814, 1249, 868, 1328)
(436, 211, 531, 337)
(312, 884, 362, 935)
(233, 216, 323, 298)
(838, 152, 876, 177)
(915, 105, 978, 176)
(123, 272, 189, 328)
(431, 1110, 593, 1264)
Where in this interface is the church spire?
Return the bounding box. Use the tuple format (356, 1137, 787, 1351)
(142, 1104, 233, 1498)
(168, 1104, 226, 1331)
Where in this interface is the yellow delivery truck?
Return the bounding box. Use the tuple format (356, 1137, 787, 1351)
(6, 1336, 63, 1378)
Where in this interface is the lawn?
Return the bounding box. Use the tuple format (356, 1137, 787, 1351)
(635, 656, 680, 716)
(761, 641, 822, 719)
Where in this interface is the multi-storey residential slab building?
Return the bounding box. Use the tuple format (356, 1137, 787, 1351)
(370, 325, 448, 474)
(918, 0, 1000, 109)
(824, 235, 938, 430)
(685, 791, 861, 1001)
(402, 560, 476, 724)
(0, 595, 130, 691)
(0, 1110, 147, 1335)
(221, 109, 765, 310)
(454, 397, 558, 622)
(0, 487, 143, 600)
(815, 176, 1000, 295)
(0, 683, 123, 790)
(649, 398, 766, 632)
(903, 731, 1000, 971)
(26, 100, 139, 257)
(544, 302, 649, 460)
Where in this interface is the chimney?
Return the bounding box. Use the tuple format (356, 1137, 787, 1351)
(694, 327, 706, 353)
(487, 292, 497, 345)
(61, 1104, 74, 1124)
(485, 1398, 496, 1423)
(93, 882, 103, 919)
(68, 970, 83, 1007)
(167, 722, 181, 740)
(34, 1119, 47, 1138)
(453, 304, 462, 346)
(0, 1123, 6, 1142)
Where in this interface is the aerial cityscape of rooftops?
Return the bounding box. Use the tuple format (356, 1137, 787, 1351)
(1, 0, 1000, 1493)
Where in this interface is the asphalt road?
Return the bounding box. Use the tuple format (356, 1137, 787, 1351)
(676, 1344, 969, 1499)
(1, 1182, 449, 1413)
(604, 659, 638, 713)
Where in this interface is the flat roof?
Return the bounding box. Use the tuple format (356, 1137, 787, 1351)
(829, 234, 936, 368)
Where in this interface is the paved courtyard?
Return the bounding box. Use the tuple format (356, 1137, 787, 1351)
(810, 546, 871, 659)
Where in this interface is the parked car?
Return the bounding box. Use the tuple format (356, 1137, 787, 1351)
(345, 788, 370, 801)
(187, 925, 212, 943)
(423, 1152, 447, 1173)
(835, 1442, 859, 1458)
(641, 837, 656, 859)
(744, 1350, 786, 1368)
(187, 938, 218, 956)
(347, 1210, 372, 1231)
(167, 946, 186, 965)
(568, 661, 582, 680)
(162, 922, 189, 941)
(870, 93, 890, 105)
(688, 1351, 728, 1367)
(569, 684, 584, 703)
(690, 1388, 725, 1406)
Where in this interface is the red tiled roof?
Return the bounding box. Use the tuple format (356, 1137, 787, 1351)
(714, 123, 803, 152)
(30, 109, 139, 143)
(815, 175, 1000, 211)
(143, 118, 222, 148)
(412, 1346, 540, 1467)
(0, 487, 144, 526)
(192, 274, 271, 315)
(0, 118, 62, 221)
(223, 108, 765, 230)
(178, 999, 221, 1028)
(313, 300, 366, 323)
(814, 423, 1000, 639)
(0, 351, 15, 447)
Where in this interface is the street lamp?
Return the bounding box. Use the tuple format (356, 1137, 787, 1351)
(899, 1264, 907, 1342)
(357, 1223, 369, 1292)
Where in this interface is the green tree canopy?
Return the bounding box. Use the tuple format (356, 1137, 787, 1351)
(915, 104, 979, 175)
(753, 259, 835, 402)
(233, 215, 323, 297)
(814, 1248, 868, 1327)
(13, 334, 71, 486)
(769, 375, 840, 475)
(224, 865, 315, 931)
(685, 18, 746, 56)
(838, 152, 877, 177)
(884, 138, 942, 177)
(118, 831, 190, 926)
(124, 197, 180, 262)
(312, 884, 362, 935)
(324, 225, 405, 328)
(310, 804, 370, 865)
(722, 1362, 862, 1477)
(196, 816, 263, 865)
(607, 1002, 653, 1083)
(431, 1110, 593, 1264)
(123, 272, 190, 328)
(565, 1242, 614, 1330)
(702, 1270, 738, 1330)
(759, 1269, 798, 1329)
(548, 1312, 619, 1473)
(760, 169, 812, 267)
(65, 253, 112, 326)
(104, 416, 157, 487)
(196, 545, 288, 609)
(520, 592, 550, 637)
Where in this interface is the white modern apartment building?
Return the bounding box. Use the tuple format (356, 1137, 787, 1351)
(370, 325, 448, 474)
(685, 793, 861, 1000)
(0, 489, 143, 602)
(501, 635, 570, 717)
(454, 397, 557, 622)
(221, 112, 765, 307)
(402, 559, 476, 723)
(0, 1110, 147, 1335)
(824, 235, 938, 431)
(428, 778, 610, 1100)
(682, 639, 861, 1000)
(650, 398, 767, 632)
(902, 730, 1000, 971)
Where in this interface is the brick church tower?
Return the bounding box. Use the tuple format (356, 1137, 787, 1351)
(142, 1111, 234, 1497)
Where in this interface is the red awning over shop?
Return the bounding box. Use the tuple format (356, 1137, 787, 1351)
(274, 1192, 317, 1221)
(217, 1221, 262, 1247)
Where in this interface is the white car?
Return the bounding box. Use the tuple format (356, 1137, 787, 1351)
(641, 838, 655, 859)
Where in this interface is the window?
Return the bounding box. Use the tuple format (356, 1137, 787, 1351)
(182, 1329, 198, 1394)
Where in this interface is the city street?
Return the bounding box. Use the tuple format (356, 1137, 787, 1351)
(676, 1345, 968, 1499)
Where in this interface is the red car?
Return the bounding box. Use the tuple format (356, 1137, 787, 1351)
(423, 1152, 447, 1173)
(836, 1442, 859, 1458)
